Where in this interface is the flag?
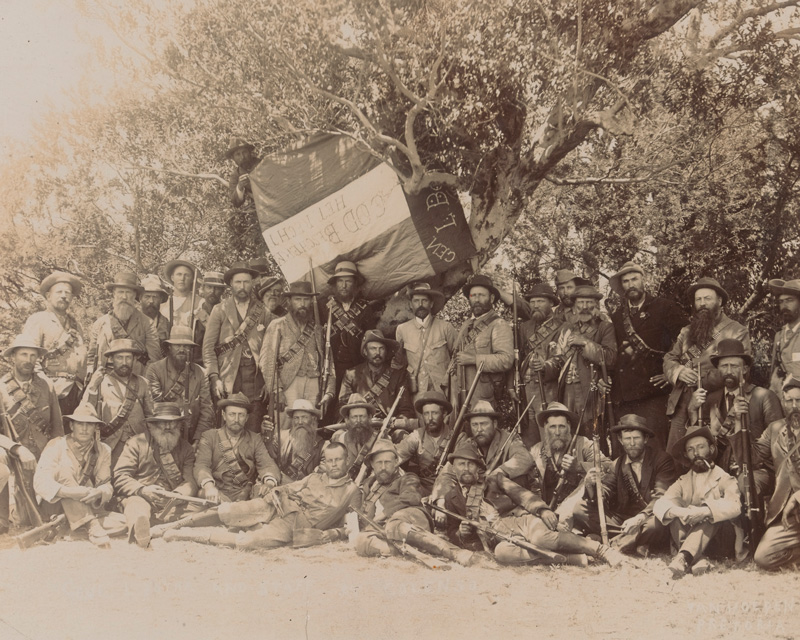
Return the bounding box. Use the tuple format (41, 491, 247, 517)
(249, 133, 476, 299)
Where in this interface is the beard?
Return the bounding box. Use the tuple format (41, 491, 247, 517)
(170, 352, 188, 370)
(424, 418, 444, 435)
(623, 444, 645, 462)
(352, 424, 373, 445)
(375, 469, 394, 485)
(470, 301, 490, 317)
(723, 374, 739, 390)
(152, 430, 180, 452)
(688, 307, 717, 347)
(414, 306, 430, 320)
(113, 300, 136, 323)
(140, 301, 159, 318)
(531, 309, 547, 323)
(369, 354, 386, 367)
(625, 287, 643, 303)
(114, 365, 132, 378)
(782, 308, 800, 325)
(457, 469, 477, 486)
(205, 291, 222, 306)
(560, 294, 574, 308)
(691, 456, 713, 473)
(787, 410, 800, 431)
(547, 434, 568, 454)
(577, 308, 595, 323)
(291, 306, 309, 323)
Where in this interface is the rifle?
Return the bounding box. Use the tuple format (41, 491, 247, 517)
(350, 505, 449, 570)
(352, 386, 406, 485)
(151, 488, 217, 507)
(547, 384, 594, 510)
(599, 352, 614, 456)
(272, 330, 283, 466)
(435, 361, 485, 476)
(485, 392, 539, 475)
(512, 282, 522, 421)
(427, 502, 566, 563)
(308, 258, 328, 409)
(184, 266, 199, 440)
(696, 362, 705, 428)
(15, 514, 66, 549)
(590, 365, 609, 545)
(0, 404, 43, 528)
(738, 372, 765, 548)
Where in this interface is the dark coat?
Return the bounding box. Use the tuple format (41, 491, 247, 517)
(361, 470, 423, 521)
(601, 445, 677, 518)
(610, 293, 687, 403)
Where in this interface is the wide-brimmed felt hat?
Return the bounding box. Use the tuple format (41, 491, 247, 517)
(218, 392, 253, 411)
(284, 281, 318, 298)
(140, 274, 170, 303)
(105, 271, 144, 296)
(39, 271, 82, 297)
(165, 325, 197, 347)
(464, 400, 502, 421)
(610, 414, 655, 438)
(64, 401, 105, 425)
(687, 277, 728, 305)
(224, 262, 259, 285)
(413, 390, 453, 415)
(286, 398, 321, 419)
(202, 271, 226, 288)
(2, 335, 47, 359)
(339, 393, 377, 419)
(461, 274, 500, 301)
(257, 277, 284, 299)
(536, 401, 579, 430)
(572, 284, 603, 300)
(609, 262, 644, 296)
(710, 339, 752, 367)
(768, 278, 800, 300)
(783, 375, 800, 394)
(670, 424, 715, 461)
(524, 283, 559, 304)
(327, 261, 365, 286)
(163, 260, 196, 281)
(407, 282, 446, 314)
(224, 137, 255, 160)
(248, 257, 270, 275)
(555, 269, 579, 286)
(360, 329, 398, 357)
(146, 402, 185, 423)
(448, 440, 485, 467)
(365, 438, 398, 465)
(103, 338, 144, 358)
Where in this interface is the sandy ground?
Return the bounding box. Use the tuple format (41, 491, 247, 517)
(0, 530, 798, 640)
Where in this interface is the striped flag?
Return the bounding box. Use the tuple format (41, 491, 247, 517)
(249, 133, 476, 299)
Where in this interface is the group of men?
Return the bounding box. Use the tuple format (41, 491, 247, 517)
(1, 256, 800, 578)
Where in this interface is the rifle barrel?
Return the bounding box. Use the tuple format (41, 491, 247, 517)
(436, 361, 485, 475)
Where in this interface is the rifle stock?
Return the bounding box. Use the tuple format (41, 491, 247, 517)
(590, 366, 609, 545)
(272, 330, 283, 464)
(738, 373, 765, 548)
(151, 488, 216, 507)
(15, 514, 66, 549)
(436, 361, 485, 476)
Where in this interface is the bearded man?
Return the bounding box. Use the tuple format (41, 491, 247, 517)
(23, 271, 88, 416)
(193, 270, 226, 362)
(768, 278, 800, 395)
(395, 391, 453, 495)
(87, 271, 161, 377)
(113, 402, 197, 548)
(608, 262, 687, 449)
(753, 377, 800, 570)
(269, 399, 325, 483)
(332, 394, 379, 473)
(257, 276, 287, 318)
(138, 275, 171, 358)
(663, 277, 750, 452)
(655, 425, 742, 578)
(395, 283, 456, 400)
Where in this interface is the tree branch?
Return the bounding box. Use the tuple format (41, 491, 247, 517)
(124, 164, 230, 187)
(707, 0, 800, 49)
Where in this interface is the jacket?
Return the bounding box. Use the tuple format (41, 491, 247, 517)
(395, 315, 457, 395)
(754, 419, 800, 526)
(145, 357, 214, 441)
(653, 465, 741, 524)
(452, 310, 514, 402)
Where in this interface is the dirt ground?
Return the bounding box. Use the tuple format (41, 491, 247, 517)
(0, 530, 798, 640)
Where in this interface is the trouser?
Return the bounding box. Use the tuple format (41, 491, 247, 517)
(618, 395, 670, 451)
(491, 513, 600, 565)
(122, 495, 200, 534)
(59, 497, 126, 535)
(572, 499, 669, 554)
(233, 358, 264, 433)
(355, 506, 430, 556)
(754, 521, 800, 571)
(236, 511, 311, 550)
(668, 519, 736, 560)
(217, 495, 278, 529)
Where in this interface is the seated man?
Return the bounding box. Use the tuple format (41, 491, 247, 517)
(332, 393, 380, 473)
(395, 390, 454, 495)
(434, 441, 626, 567)
(33, 402, 126, 547)
(573, 414, 676, 556)
(164, 441, 361, 550)
(265, 398, 325, 483)
(654, 424, 742, 578)
(195, 392, 280, 503)
(113, 402, 197, 548)
(353, 439, 473, 566)
(753, 376, 800, 570)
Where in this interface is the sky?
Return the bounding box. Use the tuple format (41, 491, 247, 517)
(0, 0, 109, 148)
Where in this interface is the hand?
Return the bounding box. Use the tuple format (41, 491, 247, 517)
(79, 487, 107, 507)
(140, 484, 166, 503)
(530, 354, 545, 373)
(214, 379, 227, 400)
(584, 467, 601, 487)
(596, 378, 612, 395)
(455, 352, 476, 366)
(681, 506, 712, 527)
(261, 417, 275, 434)
(318, 393, 332, 416)
(256, 479, 277, 498)
(433, 500, 447, 528)
(567, 334, 587, 349)
(539, 509, 559, 531)
(732, 395, 749, 416)
(202, 483, 221, 504)
(238, 173, 250, 187)
(782, 492, 800, 530)
(688, 388, 707, 412)
(13, 445, 36, 472)
(621, 513, 646, 535)
(320, 529, 336, 544)
(560, 453, 577, 473)
(678, 368, 699, 386)
(458, 521, 473, 538)
(508, 388, 519, 403)
(649, 373, 670, 389)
